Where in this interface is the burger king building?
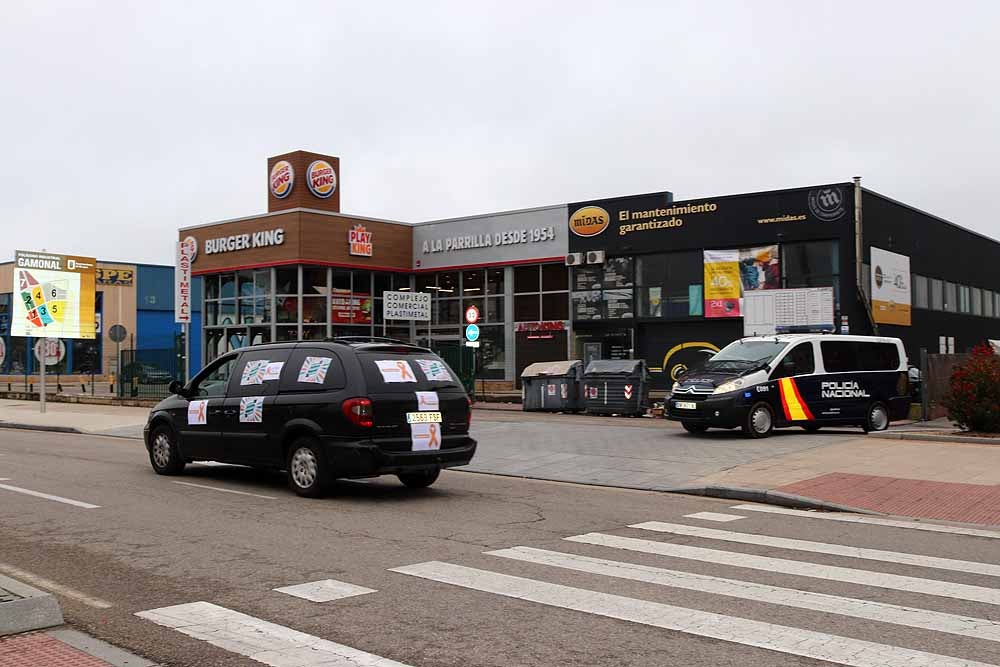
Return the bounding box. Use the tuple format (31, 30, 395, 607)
(183, 151, 1000, 392)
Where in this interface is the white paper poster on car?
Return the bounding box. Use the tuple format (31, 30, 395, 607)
(187, 399, 208, 425)
(239, 396, 264, 423)
(415, 359, 453, 382)
(240, 359, 268, 385)
(375, 360, 417, 383)
(547, 384, 556, 396)
(560, 384, 568, 399)
(415, 391, 439, 411)
(410, 422, 441, 451)
(297, 357, 332, 384)
(263, 362, 284, 382)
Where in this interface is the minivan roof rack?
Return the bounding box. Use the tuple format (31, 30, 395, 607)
(327, 336, 413, 346)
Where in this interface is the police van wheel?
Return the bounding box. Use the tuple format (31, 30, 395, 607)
(743, 403, 774, 438)
(682, 422, 708, 434)
(801, 424, 822, 433)
(863, 402, 890, 433)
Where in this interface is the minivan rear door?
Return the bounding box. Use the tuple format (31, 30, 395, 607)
(356, 348, 468, 452)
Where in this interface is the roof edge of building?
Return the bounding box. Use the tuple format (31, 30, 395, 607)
(179, 207, 410, 233)
(862, 187, 1000, 246)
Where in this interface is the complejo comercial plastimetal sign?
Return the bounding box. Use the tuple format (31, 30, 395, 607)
(383, 291, 431, 321)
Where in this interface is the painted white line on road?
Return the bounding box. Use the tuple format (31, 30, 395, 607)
(136, 601, 411, 666)
(730, 504, 1000, 540)
(274, 579, 376, 603)
(0, 563, 112, 609)
(171, 481, 277, 500)
(684, 511, 745, 523)
(566, 533, 1000, 605)
(489, 546, 1000, 643)
(391, 561, 992, 667)
(632, 521, 1000, 578)
(0, 482, 100, 509)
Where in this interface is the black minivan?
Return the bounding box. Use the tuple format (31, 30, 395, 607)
(143, 338, 476, 496)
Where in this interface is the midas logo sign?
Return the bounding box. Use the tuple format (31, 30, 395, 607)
(306, 160, 337, 198)
(569, 206, 610, 237)
(270, 160, 294, 199)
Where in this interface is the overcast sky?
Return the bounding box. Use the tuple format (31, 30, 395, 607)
(2, 1, 998, 265)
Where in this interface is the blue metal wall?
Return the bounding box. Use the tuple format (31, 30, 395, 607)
(136, 265, 203, 374)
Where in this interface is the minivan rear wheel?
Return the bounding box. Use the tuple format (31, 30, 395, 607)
(398, 468, 440, 489)
(287, 437, 329, 498)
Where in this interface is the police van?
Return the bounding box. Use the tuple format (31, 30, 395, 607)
(666, 334, 910, 438)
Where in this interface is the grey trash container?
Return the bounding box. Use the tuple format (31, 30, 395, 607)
(583, 359, 650, 416)
(521, 360, 585, 412)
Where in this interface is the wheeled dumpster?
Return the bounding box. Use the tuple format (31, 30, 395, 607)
(583, 359, 650, 416)
(521, 360, 585, 412)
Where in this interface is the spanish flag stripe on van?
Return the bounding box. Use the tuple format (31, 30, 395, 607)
(778, 378, 814, 421)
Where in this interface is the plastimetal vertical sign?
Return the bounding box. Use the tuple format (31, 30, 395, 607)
(175, 237, 196, 323)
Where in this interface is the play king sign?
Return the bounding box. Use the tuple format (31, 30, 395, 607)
(349, 224, 373, 257)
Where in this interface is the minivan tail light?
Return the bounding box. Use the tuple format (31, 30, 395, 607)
(342, 398, 373, 428)
(467, 397, 472, 428)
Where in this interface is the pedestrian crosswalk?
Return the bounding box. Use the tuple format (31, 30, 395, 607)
(136, 503, 1000, 666)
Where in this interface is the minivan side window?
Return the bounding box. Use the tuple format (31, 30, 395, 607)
(278, 349, 347, 393)
(771, 343, 815, 380)
(191, 355, 238, 398)
(822, 341, 900, 373)
(228, 348, 291, 397)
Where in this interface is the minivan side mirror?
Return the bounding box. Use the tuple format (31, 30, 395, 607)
(168, 380, 186, 397)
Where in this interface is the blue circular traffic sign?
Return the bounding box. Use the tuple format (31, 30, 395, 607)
(465, 323, 480, 342)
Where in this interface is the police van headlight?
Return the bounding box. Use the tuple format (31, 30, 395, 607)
(671, 381, 681, 393)
(713, 379, 745, 395)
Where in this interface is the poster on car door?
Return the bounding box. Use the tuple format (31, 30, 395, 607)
(703, 250, 741, 318)
(187, 399, 208, 425)
(239, 396, 264, 423)
(871, 246, 911, 326)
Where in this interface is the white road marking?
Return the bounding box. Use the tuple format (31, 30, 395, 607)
(274, 579, 376, 603)
(730, 504, 1000, 539)
(0, 481, 100, 509)
(684, 511, 745, 522)
(137, 601, 411, 666)
(488, 546, 1000, 643)
(0, 563, 112, 609)
(566, 533, 1000, 605)
(632, 521, 1000, 578)
(171, 481, 277, 500)
(391, 561, 992, 667)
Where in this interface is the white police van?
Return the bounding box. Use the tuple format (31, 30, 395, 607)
(666, 334, 910, 438)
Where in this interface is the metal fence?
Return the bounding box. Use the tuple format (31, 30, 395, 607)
(117, 348, 182, 399)
(920, 351, 971, 420)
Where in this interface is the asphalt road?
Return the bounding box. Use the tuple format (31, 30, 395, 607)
(1, 427, 998, 667)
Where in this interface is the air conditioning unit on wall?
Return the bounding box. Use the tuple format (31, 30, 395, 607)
(586, 250, 606, 264)
(565, 253, 584, 266)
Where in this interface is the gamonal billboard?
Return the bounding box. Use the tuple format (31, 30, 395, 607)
(11, 250, 97, 339)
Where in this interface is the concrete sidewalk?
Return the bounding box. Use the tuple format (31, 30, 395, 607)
(0, 399, 148, 438)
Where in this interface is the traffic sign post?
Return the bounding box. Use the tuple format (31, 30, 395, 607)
(465, 323, 480, 342)
(464, 305, 479, 325)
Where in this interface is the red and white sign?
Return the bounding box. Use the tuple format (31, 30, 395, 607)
(306, 160, 337, 199)
(33, 338, 66, 366)
(465, 305, 480, 324)
(624, 384, 633, 400)
(349, 224, 373, 257)
(269, 160, 294, 199)
(514, 320, 566, 333)
(175, 237, 196, 324)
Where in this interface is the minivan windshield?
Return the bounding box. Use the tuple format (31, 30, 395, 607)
(702, 340, 789, 371)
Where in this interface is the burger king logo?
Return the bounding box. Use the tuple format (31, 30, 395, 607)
(569, 206, 610, 237)
(270, 160, 294, 199)
(180, 235, 198, 263)
(306, 160, 337, 199)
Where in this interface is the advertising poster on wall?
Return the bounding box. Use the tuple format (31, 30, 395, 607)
(739, 245, 780, 291)
(871, 246, 911, 326)
(703, 250, 741, 318)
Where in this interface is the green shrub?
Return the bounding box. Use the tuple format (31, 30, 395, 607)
(943, 343, 1000, 433)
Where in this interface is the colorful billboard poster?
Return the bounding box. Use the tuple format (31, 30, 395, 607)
(703, 250, 741, 318)
(871, 246, 911, 326)
(12, 251, 97, 339)
(739, 245, 781, 291)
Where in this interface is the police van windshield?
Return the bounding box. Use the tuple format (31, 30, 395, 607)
(704, 340, 789, 371)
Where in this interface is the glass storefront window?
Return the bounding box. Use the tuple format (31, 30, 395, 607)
(276, 296, 298, 323)
(205, 275, 219, 300)
(514, 294, 540, 321)
(254, 270, 271, 295)
(302, 296, 327, 324)
(248, 326, 270, 346)
(205, 302, 219, 326)
(972, 287, 983, 316)
(477, 325, 505, 379)
(486, 268, 504, 295)
(944, 281, 957, 312)
(332, 269, 351, 292)
(462, 270, 484, 295)
(205, 330, 224, 362)
(276, 325, 299, 341)
(435, 299, 460, 324)
(438, 271, 458, 295)
(416, 273, 436, 292)
(930, 278, 943, 310)
(301, 325, 326, 340)
(276, 267, 298, 295)
(218, 299, 237, 326)
(541, 292, 568, 321)
(220, 273, 236, 299)
(303, 267, 328, 295)
(783, 241, 838, 285)
(541, 264, 568, 292)
(486, 297, 503, 323)
(462, 297, 485, 320)
(514, 265, 539, 293)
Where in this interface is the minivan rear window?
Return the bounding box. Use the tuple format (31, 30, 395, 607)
(821, 341, 900, 373)
(358, 352, 461, 390)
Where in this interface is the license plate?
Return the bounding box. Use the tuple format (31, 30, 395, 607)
(407, 411, 442, 424)
(674, 401, 697, 410)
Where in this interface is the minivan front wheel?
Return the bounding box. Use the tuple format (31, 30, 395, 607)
(398, 468, 440, 489)
(287, 437, 329, 498)
(863, 402, 890, 433)
(149, 426, 185, 475)
(743, 403, 774, 438)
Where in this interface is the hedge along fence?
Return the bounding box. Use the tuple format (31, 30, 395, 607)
(942, 344, 1000, 433)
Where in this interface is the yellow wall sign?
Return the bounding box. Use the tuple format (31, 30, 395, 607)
(568, 206, 610, 237)
(12, 250, 97, 339)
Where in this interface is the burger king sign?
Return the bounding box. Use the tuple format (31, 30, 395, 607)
(270, 160, 294, 199)
(307, 160, 337, 199)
